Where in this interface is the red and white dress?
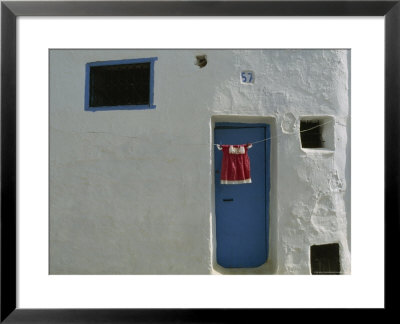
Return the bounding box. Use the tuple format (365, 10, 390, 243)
(217, 144, 252, 184)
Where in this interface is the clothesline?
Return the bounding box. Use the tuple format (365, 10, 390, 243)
(213, 119, 334, 147)
(55, 119, 335, 147)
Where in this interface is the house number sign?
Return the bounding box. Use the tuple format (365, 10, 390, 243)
(241, 71, 254, 84)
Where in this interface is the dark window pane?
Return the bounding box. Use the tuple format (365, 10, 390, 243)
(311, 243, 341, 275)
(89, 62, 150, 107)
(300, 120, 323, 148)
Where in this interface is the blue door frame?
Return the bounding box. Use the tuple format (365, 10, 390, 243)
(214, 123, 271, 268)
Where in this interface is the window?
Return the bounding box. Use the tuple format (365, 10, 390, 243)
(300, 116, 335, 150)
(85, 57, 157, 111)
(300, 120, 323, 148)
(310, 243, 341, 275)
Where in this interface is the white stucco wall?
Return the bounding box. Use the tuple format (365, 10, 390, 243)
(49, 49, 350, 274)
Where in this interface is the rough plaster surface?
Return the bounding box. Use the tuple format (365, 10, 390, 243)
(49, 49, 351, 274)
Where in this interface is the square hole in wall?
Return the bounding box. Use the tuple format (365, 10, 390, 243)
(310, 243, 340, 275)
(300, 116, 335, 150)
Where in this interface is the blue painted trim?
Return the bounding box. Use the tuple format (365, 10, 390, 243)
(84, 57, 158, 112)
(87, 57, 158, 67)
(85, 105, 156, 112)
(84, 63, 91, 111)
(215, 122, 267, 128)
(264, 124, 271, 259)
(149, 58, 155, 108)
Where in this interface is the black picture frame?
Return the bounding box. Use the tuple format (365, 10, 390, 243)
(1, 0, 398, 322)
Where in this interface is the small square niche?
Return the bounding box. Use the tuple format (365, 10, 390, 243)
(300, 116, 335, 151)
(310, 243, 341, 275)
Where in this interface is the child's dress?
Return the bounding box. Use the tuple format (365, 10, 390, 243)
(217, 144, 252, 184)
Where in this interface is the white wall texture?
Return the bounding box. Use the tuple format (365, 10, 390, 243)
(49, 49, 351, 274)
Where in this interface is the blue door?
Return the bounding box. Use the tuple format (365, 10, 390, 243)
(214, 123, 270, 268)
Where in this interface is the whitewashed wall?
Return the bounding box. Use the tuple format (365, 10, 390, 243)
(49, 49, 351, 274)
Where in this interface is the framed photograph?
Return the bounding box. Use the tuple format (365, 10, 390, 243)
(1, 0, 398, 322)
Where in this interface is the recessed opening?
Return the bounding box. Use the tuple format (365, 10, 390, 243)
(310, 243, 340, 275)
(211, 116, 278, 275)
(195, 55, 207, 68)
(300, 116, 335, 151)
(300, 119, 323, 148)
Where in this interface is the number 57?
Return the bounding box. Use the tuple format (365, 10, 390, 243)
(241, 71, 253, 83)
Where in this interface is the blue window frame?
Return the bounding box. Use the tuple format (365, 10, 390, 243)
(85, 57, 157, 111)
